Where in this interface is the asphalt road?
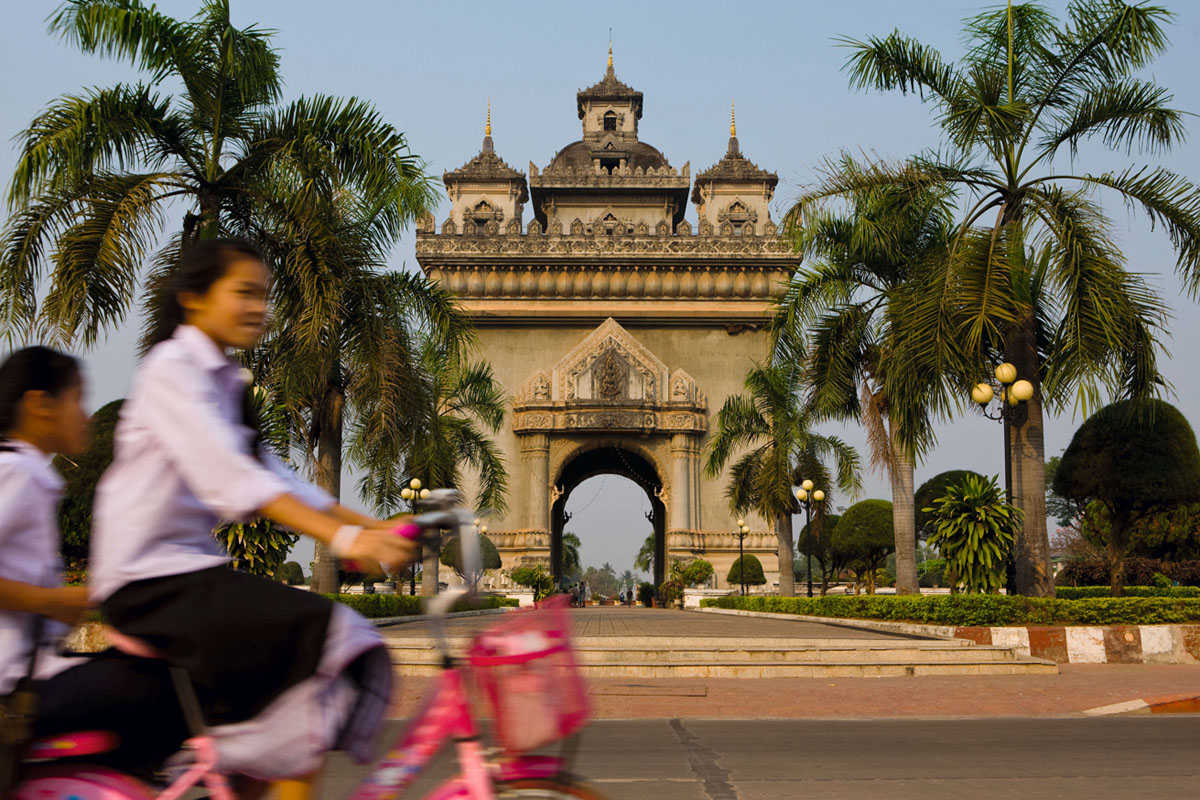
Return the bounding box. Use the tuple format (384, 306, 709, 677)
(319, 716, 1200, 799)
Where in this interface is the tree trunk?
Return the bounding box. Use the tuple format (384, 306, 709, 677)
(1108, 517, 1128, 598)
(888, 420, 919, 595)
(310, 390, 344, 595)
(421, 539, 440, 596)
(1008, 318, 1055, 596)
(775, 515, 796, 597)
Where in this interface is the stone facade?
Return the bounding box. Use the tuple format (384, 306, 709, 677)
(416, 54, 798, 589)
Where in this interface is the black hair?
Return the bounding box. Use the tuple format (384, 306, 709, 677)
(0, 346, 82, 450)
(145, 237, 265, 348)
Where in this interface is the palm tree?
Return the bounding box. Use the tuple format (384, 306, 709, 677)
(634, 532, 655, 574)
(777, 178, 953, 594)
(400, 334, 509, 594)
(2, 0, 436, 345)
(705, 361, 862, 596)
(0, 1, 449, 593)
(562, 532, 582, 580)
(804, 0, 1195, 595)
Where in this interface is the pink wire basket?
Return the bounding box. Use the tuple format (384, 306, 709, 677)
(466, 596, 589, 754)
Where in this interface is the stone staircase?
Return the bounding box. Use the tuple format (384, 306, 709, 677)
(384, 633, 1057, 678)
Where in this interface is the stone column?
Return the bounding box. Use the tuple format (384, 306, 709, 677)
(670, 433, 693, 533)
(520, 433, 550, 532)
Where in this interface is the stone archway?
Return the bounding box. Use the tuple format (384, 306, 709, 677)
(549, 443, 668, 588)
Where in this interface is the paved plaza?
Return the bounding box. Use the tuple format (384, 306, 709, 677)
(383, 606, 915, 641)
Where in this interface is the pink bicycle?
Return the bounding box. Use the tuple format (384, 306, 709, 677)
(13, 490, 609, 799)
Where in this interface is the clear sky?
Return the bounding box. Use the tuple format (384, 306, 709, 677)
(3, 1, 1198, 579)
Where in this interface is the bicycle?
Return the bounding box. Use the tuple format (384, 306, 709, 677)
(13, 489, 609, 799)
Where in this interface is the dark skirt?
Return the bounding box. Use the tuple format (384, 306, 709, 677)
(31, 654, 190, 779)
(100, 566, 334, 727)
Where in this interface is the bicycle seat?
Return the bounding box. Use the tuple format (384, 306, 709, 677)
(104, 626, 164, 658)
(24, 730, 120, 761)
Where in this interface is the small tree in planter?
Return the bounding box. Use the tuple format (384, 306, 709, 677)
(925, 474, 1020, 594)
(726, 554, 766, 592)
(673, 558, 715, 588)
(637, 582, 656, 606)
(510, 564, 554, 601)
(1055, 399, 1200, 597)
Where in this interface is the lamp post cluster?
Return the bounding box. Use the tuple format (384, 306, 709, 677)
(971, 362, 1034, 594)
(795, 479, 825, 598)
(735, 518, 749, 596)
(399, 478, 431, 595)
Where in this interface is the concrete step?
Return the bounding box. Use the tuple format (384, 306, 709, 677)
(387, 643, 1020, 665)
(391, 658, 1057, 678)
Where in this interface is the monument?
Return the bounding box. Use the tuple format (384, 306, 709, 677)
(415, 50, 797, 589)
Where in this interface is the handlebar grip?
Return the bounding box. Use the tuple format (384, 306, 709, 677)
(393, 522, 422, 541)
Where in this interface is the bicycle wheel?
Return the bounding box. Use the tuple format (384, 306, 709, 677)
(495, 777, 610, 799)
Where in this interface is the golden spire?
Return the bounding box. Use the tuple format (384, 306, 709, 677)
(730, 100, 736, 137)
(485, 98, 491, 137)
(607, 42, 613, 69)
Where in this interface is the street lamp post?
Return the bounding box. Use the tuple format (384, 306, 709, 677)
(735, 519, 748, 596)
(972, 363, 1034, 595)
(399, 479, 432, 596)
(795, 480, 826, 598)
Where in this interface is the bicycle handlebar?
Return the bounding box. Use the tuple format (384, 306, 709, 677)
(395, 489, 483, 650)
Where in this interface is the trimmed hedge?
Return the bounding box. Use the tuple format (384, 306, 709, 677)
(699, 594, 1200, 626)
(327, 594, 518, 618)
(1056, 586, 1200, 599)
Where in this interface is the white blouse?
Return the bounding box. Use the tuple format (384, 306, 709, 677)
(0, 440, 74, 693)
(89, 325, 333, 602)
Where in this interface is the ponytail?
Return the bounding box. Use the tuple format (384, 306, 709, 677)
(145, 237, 265, 350)
(0, 346, 81, 448)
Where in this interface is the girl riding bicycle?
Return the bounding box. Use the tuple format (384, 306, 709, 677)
(87, 238, 415, 798)
(0, 347, 188, 790)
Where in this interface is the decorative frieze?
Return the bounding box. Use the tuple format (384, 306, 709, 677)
(421, 264, 790, 300)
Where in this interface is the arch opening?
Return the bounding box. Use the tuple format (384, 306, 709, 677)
(551, 445, 667, 590)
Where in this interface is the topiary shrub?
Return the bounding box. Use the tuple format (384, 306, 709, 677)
(440, 534, 501, 582)
(833, 500, 895, 594)
(671, 558, 714, 587)
(1055, 399, 1200, 596)
(727, 554, 766, 589)
(278, 561, 305, 585)
(797, 513, 842, 595)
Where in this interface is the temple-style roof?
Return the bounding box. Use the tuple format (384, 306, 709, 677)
(443, 134, 529, 204)
(577, 57, 643, 120)
(547, 139, 669, 173)
(691, 135, 778, 204)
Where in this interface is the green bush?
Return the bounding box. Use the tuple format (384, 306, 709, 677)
(925, 474, 1019, 594)
(510, 564, 554, 600)
(440, 534, 502, 580)
(637, 582, 655, 606)
(726, 554, 766, 587)
(1056, 585, 1200, 599)
(326, 593, 518, 618)
(672, 558, 714, 587)
(699, 594, 1200, 626)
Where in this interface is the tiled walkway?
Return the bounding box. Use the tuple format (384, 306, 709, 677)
(383, 606, 911, 640)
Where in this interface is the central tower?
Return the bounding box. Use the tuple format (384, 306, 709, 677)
(416, 52, 798, 590)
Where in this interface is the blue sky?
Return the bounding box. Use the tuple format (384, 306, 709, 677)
(3, 1, 1198, 576)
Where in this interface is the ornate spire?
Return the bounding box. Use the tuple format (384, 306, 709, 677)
(485, 98, 492, 137)
(730, 100, 736, 137)
(608, 42, 613, 71)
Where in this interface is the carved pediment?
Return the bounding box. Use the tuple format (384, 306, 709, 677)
(554, 318, 668, 405)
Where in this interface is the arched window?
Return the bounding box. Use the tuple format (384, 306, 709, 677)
(603, 111, 617, 131)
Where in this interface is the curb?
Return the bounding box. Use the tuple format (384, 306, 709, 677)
(372, 607, 515, 628)
(695, 607, 1200, 664)
(1083, 694, 1200, 716)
